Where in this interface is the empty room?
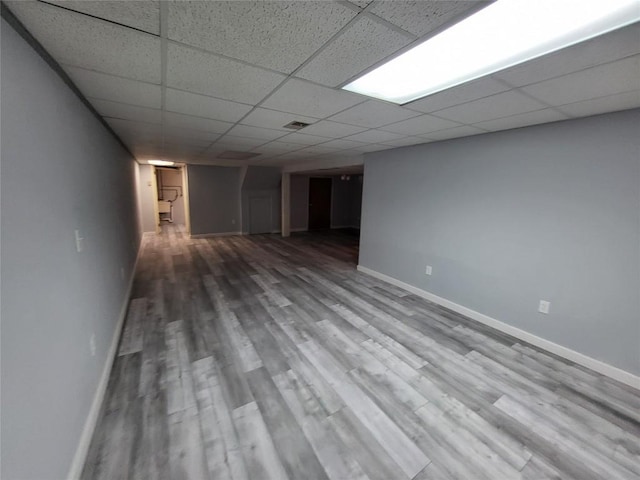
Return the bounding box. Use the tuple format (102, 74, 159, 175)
(1, 1, 639, 479)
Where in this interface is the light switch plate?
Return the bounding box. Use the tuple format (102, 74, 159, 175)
(538, 300, 551, 314)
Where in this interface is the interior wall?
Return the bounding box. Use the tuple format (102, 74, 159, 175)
(360, 109, 640, 375)
(157, 167, 185, 225)
(241, 166, 281, 234)
(188, 164, 242, 235)
(137, 163, 157, 233)
(291, 175, 309, 231)
(1, 19, 141, 480)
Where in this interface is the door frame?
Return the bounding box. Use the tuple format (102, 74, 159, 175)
(151, 165, 191, 234)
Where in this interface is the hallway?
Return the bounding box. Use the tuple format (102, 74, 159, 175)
(83, 226, 640, 480)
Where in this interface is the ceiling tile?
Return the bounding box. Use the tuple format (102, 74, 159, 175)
(274, 151, 322, 161)
(213, 135, 270, 149)
(368, 1, 482, 37)
(344, 129, 406, 143)
(349, 143, 398, 153)
(474, 109, 569, 132)
(379, 136, 428, 147)
(45, 0, 160, 34)
(240, 108, 319, 131)
(405, 76, 511, 113)
(91, 98, 162, 124)
(348, 1, 372, 9)
(435, 90, 547, 124)
(226, 125, 288, 142)
(117, 133, 164, 146)
(163, 111, 233, 134)
(276, 132, 331, 146)
(159, 137, 213, 149)
(292, 144, 345, 155)
(521, 56, 640, 106)
(167, 1, 356, 74)
(318, 138, 367, 150)
(107, 118, 163, 143)
(328, 100, 421, 128)
(558, 90, 640, 118)
(166, 43, 286, 104)
(8, 1, 160, 83)
(261, 78, 364, 118)
(422, 125, 487, 141)
(162, 126, 220, 142)
(252, 141, 305, 155)
(495, 23, 640, 87)
(381, 114, 461, 135)
(294, 120, 367, 138)
(296, 15, 412, 87)
(165, 89, 252, 123)
(64, 67, 161, 109)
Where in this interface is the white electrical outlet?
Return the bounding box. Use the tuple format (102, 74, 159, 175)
(425, 265, 433, 275)
(538, 300, 551, 314)
(231, 219, 236, 225)
(120, 267, 125, 280)
(89, 334, 96, 356)
(74, 229, 84, 253)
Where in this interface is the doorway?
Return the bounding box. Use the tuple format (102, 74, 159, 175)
(154, 166, 187, 228)
(308, 177, 332, 230)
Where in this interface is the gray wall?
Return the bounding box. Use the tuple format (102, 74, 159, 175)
(188, 165, 242, 235)
(291, 175, 309, 230)
(360, 109, 640, 375)
(137, 163, 157, 233)
(1, 19, 141, 480)
(241, 166, 281, 234)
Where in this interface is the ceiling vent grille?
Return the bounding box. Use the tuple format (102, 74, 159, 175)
(283, 121, 311, 130)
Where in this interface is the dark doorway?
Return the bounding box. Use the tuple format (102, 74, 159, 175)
(308, 177, 332, 230)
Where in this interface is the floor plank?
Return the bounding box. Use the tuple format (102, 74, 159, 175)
(82, 225, 640, 480)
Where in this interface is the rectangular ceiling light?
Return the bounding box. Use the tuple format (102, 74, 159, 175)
(343, 0, 640, 104)
(148, 160, 175, 166)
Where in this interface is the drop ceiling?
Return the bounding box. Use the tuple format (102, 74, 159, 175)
(5, 0, 640, 171)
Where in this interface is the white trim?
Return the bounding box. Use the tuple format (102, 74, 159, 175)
(190, 231, 243, 238)
(357, 265, 640, 390)
(67, 240, 144, 480)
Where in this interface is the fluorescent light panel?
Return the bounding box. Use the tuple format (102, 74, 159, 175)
(343, 0, 640, 104)
(148, 160, 175, 166)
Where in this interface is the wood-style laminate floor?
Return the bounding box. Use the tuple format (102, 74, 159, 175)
(82, 225, 640, 480)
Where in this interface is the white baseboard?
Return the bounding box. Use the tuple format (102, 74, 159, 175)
(66, 240, 143, 480)
(291, 227, 308, 232)
(357, 265, 640, 390)
(190, 231, 243, 238)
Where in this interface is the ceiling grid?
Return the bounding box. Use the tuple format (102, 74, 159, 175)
(4, 0, 639, 169)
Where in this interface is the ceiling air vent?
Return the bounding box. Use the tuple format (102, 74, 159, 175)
(283, 121, 311, 130)
(217, 151, 261, 160)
